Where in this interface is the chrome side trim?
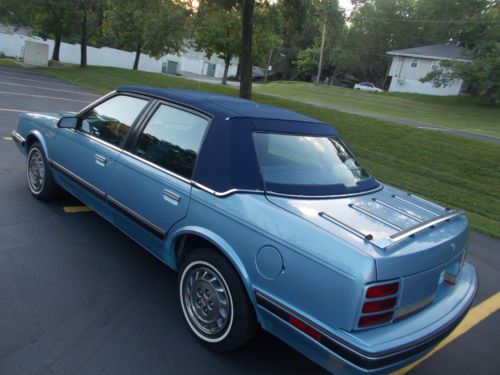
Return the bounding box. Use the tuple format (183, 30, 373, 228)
(191, 181, 264, 197)
(50, 160, 106, 199)
(319, 212, 373, 241)
(191, 183, 383, 199)
(107, 195, 166, 239)
(372, 198, 423, 222)
(11, 130, 25, 144)
(76, 90, 116, 117)
(264, 184, 384, 200)
(349, 204, 403, 231)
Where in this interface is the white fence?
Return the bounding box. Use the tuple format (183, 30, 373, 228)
(0, 32, 237, 79)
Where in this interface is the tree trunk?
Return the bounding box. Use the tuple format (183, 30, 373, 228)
(133, 43, 142, 71)
(222, 57, 231, 85)
(52, 32, 61, 61)
(80, 9, 87, 68)
(239, 0, 255, 99)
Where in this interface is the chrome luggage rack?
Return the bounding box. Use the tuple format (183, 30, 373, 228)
(320, 193, 464, 250)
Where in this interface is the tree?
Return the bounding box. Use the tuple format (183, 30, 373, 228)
(296, 47, 320, 78)
(421, 2, 499, 103)
(22, 0, 77, 61)
(252, 2, 282, 68)
(278, 0, 321, 79)
(240, 0, 256, 98)
(105, 0, 188, 70)
(194, 2, 240, 84)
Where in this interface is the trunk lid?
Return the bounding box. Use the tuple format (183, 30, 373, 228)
(266, 184, 468, 280)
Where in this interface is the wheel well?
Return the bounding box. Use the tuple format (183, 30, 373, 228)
(25, 134, 40, 150)
(175, 233, 220, 268)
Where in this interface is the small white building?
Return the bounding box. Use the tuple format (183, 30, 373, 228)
(386, 43, 473, 96)
(0, 31, 237, 80)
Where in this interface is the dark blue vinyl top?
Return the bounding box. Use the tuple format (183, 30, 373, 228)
(117, 86, 379, 196)
(118, 86, 326, 123)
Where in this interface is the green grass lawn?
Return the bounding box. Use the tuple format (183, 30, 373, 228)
(254, 81, 500, 139)
(0, 58, 23, 67)
(40, 66, 500, 238)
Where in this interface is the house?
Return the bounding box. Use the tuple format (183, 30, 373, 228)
(386, 43, 473, 96)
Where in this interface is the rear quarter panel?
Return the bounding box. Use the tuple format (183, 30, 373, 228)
(167, 189, 377, 331)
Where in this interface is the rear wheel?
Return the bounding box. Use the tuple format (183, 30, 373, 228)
(178, 248, 256, 352)
(27, 142, 60, 200)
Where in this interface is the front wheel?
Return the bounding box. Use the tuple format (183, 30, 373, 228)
(27, 142, 60, 200)
(178, 248, 256, 352)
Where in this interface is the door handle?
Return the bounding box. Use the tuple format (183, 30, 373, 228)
(163, 188, 181, 204)
(94, 154, 108, 166)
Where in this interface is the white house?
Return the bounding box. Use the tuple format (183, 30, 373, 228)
(0, 31, 238, 80)
(386, 43, 473, 96)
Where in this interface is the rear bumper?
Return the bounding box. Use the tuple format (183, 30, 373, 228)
(256, 262, 477, 374)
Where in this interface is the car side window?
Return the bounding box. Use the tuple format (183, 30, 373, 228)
(80, 95, 149, 146)
(134, 104, 208, 179)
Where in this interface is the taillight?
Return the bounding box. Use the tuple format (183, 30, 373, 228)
(366, 283, 399, 298)
(362, 297, 398, 313)
(358, 281, 399, 329)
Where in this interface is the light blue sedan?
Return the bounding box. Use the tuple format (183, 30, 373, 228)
(12, 87, 477, 374)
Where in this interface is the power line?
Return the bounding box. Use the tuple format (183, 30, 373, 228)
(352, 17, 500, 24)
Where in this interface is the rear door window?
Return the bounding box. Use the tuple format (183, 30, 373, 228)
(134, 104, 208, 179)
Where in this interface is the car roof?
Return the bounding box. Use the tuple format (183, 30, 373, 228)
(116, 86, 342, 194)
(117, 86, 319, 123)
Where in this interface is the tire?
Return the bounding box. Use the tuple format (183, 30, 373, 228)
(26, 142, 60, 201)
(178, 247, 256, 352)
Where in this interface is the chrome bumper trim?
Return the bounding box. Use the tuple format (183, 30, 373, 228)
(11, 130, 25, 145)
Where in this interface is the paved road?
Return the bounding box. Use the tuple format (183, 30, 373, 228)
(260, 92, 500, 144)
(0, 66, 498, 375)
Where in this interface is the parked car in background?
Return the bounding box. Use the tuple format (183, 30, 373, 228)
(354, 82, 384, 92)
(12, 87, 477, 374)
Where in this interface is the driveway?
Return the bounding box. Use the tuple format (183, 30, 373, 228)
(0, 66, 498, 375)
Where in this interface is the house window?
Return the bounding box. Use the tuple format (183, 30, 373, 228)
(410, 58, 419, 68)
(430, 61, 439, 72)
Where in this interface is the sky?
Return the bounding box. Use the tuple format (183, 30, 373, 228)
(339, 0, 354, 15)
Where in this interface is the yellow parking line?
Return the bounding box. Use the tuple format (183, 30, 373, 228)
(0, 108, 25, 112)
(3, 136, 13, 141)
(0, 81, 100, 97)
(63, 206, 93, 213)
(392, 292, 500, 375)
(0, 90, 90, 103)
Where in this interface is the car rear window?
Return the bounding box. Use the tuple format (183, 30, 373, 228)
(253, 132, 379, 196)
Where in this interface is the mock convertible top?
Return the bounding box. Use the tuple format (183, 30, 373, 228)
(118, 85, 324, 123)
(116, 86, 378, 196)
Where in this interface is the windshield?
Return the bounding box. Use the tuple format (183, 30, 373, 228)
(253, 133, 379, 196)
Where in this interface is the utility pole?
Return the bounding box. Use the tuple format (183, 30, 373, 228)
(316, 17, 327, 84)
(264, 48, 274, 83)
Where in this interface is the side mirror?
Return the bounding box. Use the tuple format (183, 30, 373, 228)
(57, 116, 78, 129)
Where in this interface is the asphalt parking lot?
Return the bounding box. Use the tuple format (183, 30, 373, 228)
(0, 66, 498, 375)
